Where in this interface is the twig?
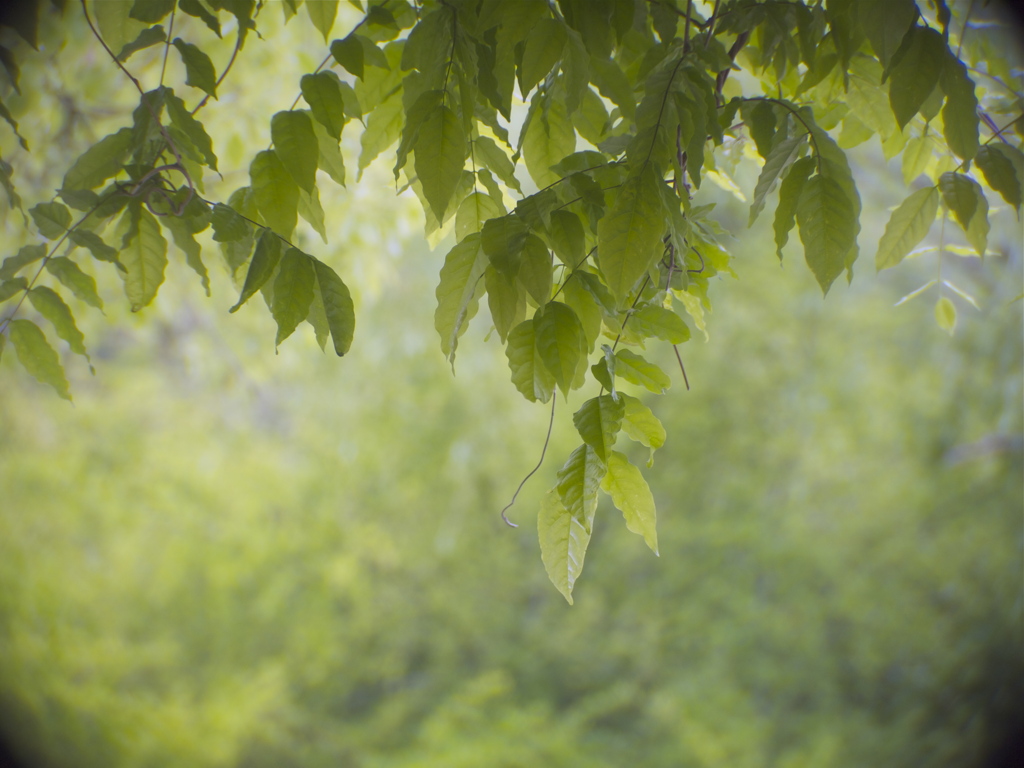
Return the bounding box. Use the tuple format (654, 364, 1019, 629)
(499, 395, 557, 527)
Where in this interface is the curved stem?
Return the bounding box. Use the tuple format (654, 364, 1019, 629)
(499, 395, 557, 527)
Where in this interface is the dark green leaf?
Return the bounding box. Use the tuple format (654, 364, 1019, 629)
(180, 0, 222, 36)
(270, 248, 315, 348)
(0, 277, 27, 303)
(518, 18, 567, 97)
(301, 72, 348, 140)
(535, 300, 585, 397)
(312, 259, 355, 356)
(598, 166, 665, 306)
(166, 90, 218, 170)
(271, 110, 319, 194)
(860, 0, 916, 68)
(306, 0, 338, 42)
(414, 105, 467, 221)
(211, 202, 251, 242)
(774, 156, 815, 259)
(573, 394, 624, 462)
(749, 134, 806, 225)
(481, 214, 527, 280)
(939, 55, 979, 162)
(505, 317, 555, 403)
(518, 234, 553, 305)
(484, 267, 524, 342)
(8, 319, 71, 400)
(250, 149, 299, 239)
(172, 38, 218, 98)
(975, 144, 1022, 210)
(796, 174, 858, 294)
(230, 228, 281, 312)
(69, 230, 119, 263)
(887, 26, 946, 130)
(117, 25, 166, 61)
(130, 0, 174, 24)
(938, 172, 978, 230)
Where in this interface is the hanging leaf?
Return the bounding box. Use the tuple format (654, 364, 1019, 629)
(598, 166, 665, 306)
(861, 0, 916, 69)
(61, 128, 133, 191)
(27, 287, 89, 361)
(620, 393, 666, 453)
(505, 318, 555, 403)
(306, 0, 338, 42)
(271, 110, 319, 193)
(572, 394, 624, 462)
(975, 144, 1022, 210)
(481, 213, 528, 280)
(887, 26, 946, 130)
(774, 156, 815, 260)
(749, 134, 806, 225)
(270, 248, 315, 348)
(117, 205, 168, 311)
(435, 233, 488, 363)
(522, 92, 576, 188)
(250, 149, 299, 239)
(166, 90, 218, 170)
(537, 488, 587, 605)
(601, 451, 658, 554)
(518, 18, 567, 97)
(796, 174, 858, 294)
(414, 105, 467, 221)
(518, 234, 553, 305)
(555, 442, 606, 547)
(211, 202, 250, 242)
(630, 305, 690, 344)
(312, 259, 355, 356)
(614, 348, 670, 393)
(301, 72, 348, 140)
(455, 192, 503, 243)
(172, 38, 218, 99)
(535, 301, 585, 397)
(939, 54, 979, 162)
(231, 228, 282, 312)
(876, 186, 939, 270)
(0, 244, 45, 281)
(935, 295, 956, 335)
(484, 267, 523, 342)
(45, 258, 103, 311)
(8, 319, 71, 400)
(117, 24, 166, 61)
(938, 172, 978, 230)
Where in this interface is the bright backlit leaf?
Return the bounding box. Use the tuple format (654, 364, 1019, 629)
(876, 186, 939, 270)
(601, 451, 658, 554)
(8, 319, 70, 400)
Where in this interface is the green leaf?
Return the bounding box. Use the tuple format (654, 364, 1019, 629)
(901, 135, 933, 185)
(598, 166, 665, 306)
(484, 267, 523, 342)
(45, 258, 103, 310)
(270, 248, 315, 348)
(331, 34, 364, 79)
(935, 295, 956, 335)
(118, 205, 167, 311)
(435, 233, 488, 364)
(250, 149, 299, 239)
(749, 134, 806, 225)
(887, 26, 946, 130)
(535, 301, 585, 397)
(522, 92, 576, 188)
(117, 24, 166, 62)
(0, 277, 27, 303)
(311, 118, 346, 186)
(306, 0, 338, 42)
(537, 488, 585, 605)
(298, 185, 328, 243)
(975, 144, 1022, 210)
(938, 172, 978, 230)
(30, 201, 71, 240)
(573, 394, 624, 462)
(620, 393, 666, 454)
(518, 234, 553, 305)
(506, 318, 555, 403)
(614, 348, 670, 393)
(271, 111, 319, 194)
(796, 174, 858, 294)
(179, 0, 221, 36)
(939, 55, 979, 162)
(69, 229, 119, 264)
(556, 442, 606, 543)
(963, 184, 989, 258)
(358, 92, 404, 178)
(548, 209, 585, 267)
(211, 202, 251, 242)
(630, 305, 690, 344)
(876, 186, 939, 270)
(0, 244, 45, 280)
(312, 259, 355, 356)
(860, 0, 916, 68)
(28, 286, 88, 360)
(301, 72, 348, 140)
(8, 319, 71, 400)
(481, 214, 528, 280)
(518, 18, 567, 97)
(172, 38, 218, 98)
(62, 127, 133, 191)
(414, 106, 467, 221)
(166, 90, 218, 170)
(474, 136, 522, 195)
(130, 0, 174, 23)
(455, 192, 503, 243)
(231, 228, 281, 313)
(601, 450, 658, 554)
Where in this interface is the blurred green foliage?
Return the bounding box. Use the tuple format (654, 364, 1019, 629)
(1, 223, 1020, 766)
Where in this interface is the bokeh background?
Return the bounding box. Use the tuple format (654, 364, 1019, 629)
(1, 3, 1021, 767)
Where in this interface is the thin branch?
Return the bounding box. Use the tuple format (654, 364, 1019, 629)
(499, 395, 557, 527)
(81, 0, 145, 96)
(160, 2, 176, 87)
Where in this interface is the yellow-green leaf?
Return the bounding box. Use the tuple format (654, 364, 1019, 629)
(535, 301, 585, 397)
(313, 259, 355, 356)
(505, 318, 555, 403)
(9, 319, 71, 400)
(250, 149, 299, 239)
(572, 394, 624, 463)
(601, 450, 658, 554)
(876, 186, 939, 270)
(537, 488, 586, 605)
(117, 205, 167, 311)
(598, 166, 664, 306)
(796, 174, 858, 294)
(935, 295, 956, 335)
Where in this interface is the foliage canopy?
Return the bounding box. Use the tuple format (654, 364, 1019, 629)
(0, 0, 1021, 600)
